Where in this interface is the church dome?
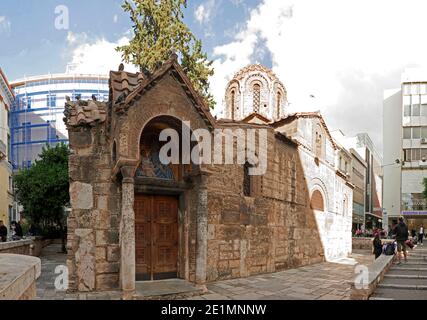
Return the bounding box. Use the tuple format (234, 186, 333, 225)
(224, 64, 287, 122)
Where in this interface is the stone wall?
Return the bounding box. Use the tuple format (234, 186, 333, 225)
(0, 254, 41, 300)
(0, 239, 33, 255)
(205, 126, 325, 282)
(67, 124, 121, 292)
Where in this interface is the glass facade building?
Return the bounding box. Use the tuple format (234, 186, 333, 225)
(10, 74, 109, 170)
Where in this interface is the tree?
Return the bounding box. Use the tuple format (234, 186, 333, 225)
(116, 0, 215, 108)
(423, 178, 427, 199)
(14, 143, 70, 252)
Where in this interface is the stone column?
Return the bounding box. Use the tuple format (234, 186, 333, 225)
(120, 166, 136, 300)
(195, 172, 209, 285)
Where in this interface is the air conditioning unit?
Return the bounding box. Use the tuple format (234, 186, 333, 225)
(421, 138, 427, 145)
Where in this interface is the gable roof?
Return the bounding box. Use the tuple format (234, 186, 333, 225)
(240, 112, 271, 124)
(111, 54, 216, 131)
(272, 112, 338, 150)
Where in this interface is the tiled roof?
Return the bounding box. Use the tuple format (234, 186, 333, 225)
(64, 99, 107, 127)
(109, 70, 144, 104)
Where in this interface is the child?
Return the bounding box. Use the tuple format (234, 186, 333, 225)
(373, 232, 383, 259)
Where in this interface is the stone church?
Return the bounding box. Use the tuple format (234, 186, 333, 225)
(64, 54, 353, 298)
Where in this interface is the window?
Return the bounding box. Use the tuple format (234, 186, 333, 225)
(413, 127, 421, 139)
(403, 84, 411, 95)
(412, 104, 421, 116)
(243, 162, 251, 197)
(276, 92, 282, 119)
(47, 121, 57, 141)
(404, 105, 411, 117)
(422, 127, 427, 139)
(22, 122, 31, 142)
(47, 94, 56, 107)
(311, 190, 325, 212)
(26, 97, 32, 109)
(404, 149, 411, 162)
(403, 127, 412, 139)
(412, 84, 420, 95)
(231, 90, 235, 120)
(253, 84, 260, 113)
(422, 149, 427, 159)
(412, 149, 421, 161)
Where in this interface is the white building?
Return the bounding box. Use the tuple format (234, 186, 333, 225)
(10, 73, 109, 170)
(332, 131, 384, 231)
(0, 68, 15, 226)
(383, 69, 427, 230)
(223, 65, 353, 260)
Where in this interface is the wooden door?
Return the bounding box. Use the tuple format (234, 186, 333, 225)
(135, 195, 178, 281)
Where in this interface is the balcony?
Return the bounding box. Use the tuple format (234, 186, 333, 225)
(402, 199, 427, 213)
(0, 140, 6, 161)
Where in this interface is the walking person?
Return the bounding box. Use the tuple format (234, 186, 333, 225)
(394, 217, 409, 264)
(419, 225, 425, 246)
(373, 231, 383, 259)
(0, 220, 7, 242)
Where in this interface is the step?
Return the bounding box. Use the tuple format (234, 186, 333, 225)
(371, 288, 427, 300)
(388, 269, 427, 276)
(381, 277, 427, 286)
(385, 274, 427, 279)
(378, 283, 427, 290)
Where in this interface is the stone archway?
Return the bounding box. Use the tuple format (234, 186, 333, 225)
(117, 114, 209, 298)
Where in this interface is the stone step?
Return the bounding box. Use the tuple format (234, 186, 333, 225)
(385, 274, 427, 279)
(371, 288, 427, 300)
(387, 269, 427, 277)
(381, 277, 427, 286)
(378, 283, 427, 290)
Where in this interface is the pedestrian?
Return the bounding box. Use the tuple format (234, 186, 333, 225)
(373, 232, 383, 259)
(11, 221, 23, 239)
(419, 225, 424, 246)
(393, 217, 409, 264)
(0, 220, 7, 242)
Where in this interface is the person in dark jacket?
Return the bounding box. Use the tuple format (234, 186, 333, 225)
(0, 220, 7, 242)
(394, 217, 409, 264)
(11, 221, 23, 239)
(373, 232, 383, 259)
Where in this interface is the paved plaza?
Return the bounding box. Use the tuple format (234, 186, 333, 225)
(36, 244, 374, 300)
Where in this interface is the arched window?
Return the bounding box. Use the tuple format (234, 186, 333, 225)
(253, 83, 261, 113)
(315, 126, 323, 159)
(243, 162, 251, 197)
(231, 90, 235, 120)
(311, 190, 325, 212)
(276, 91, 282, 119)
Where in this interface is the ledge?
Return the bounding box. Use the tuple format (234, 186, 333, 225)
(350, 254, 395, 300)
(0, 239, 33, 251)
(0, 254, 41, 300)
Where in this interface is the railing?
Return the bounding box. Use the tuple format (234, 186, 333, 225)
(0, 140, 6, 160)
(402, 200, 427, 211)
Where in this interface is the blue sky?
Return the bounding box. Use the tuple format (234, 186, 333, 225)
(0, 0, 268, 80)
(3, 0, 427, 152)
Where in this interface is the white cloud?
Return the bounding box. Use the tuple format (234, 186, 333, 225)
(210, 0, 427, 152)
(66, 33, 138, 75)
(195, 0, 216, 24)
(0, 16, 11, 35)
(113, 14, 118, 23)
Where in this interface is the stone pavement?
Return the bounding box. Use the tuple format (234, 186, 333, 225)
(189, 251, 374, 300)
(370, 246, 427, 300)
(35, 244, 373, 300)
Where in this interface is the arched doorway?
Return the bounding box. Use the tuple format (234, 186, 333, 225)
(311, 190, 325, 212)
(133, 116, 197, 281)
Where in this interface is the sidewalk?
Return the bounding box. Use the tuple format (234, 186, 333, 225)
(35, 244, 373, 300)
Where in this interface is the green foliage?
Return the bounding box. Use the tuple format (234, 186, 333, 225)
(423, 178, 427, 199)
(14, 143, 70, 237)
(116, 0, 215, 108)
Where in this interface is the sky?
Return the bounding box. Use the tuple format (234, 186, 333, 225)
(2, 0, 427, 154)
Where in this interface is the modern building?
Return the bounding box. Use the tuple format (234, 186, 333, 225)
(0, 68, 15, 227)
(383, 69, 427, 230)
(10, 73, 109, 170)
(332, 131, 383, 232)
